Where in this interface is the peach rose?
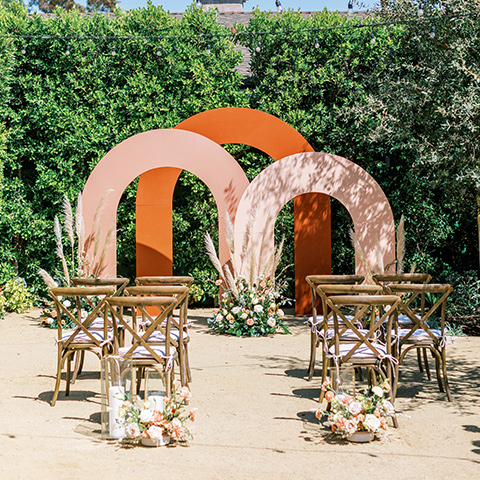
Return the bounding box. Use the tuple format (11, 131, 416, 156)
(325, 390, 335, 403)
(179, 386, 192, 402)
(246, 318, 254, 326)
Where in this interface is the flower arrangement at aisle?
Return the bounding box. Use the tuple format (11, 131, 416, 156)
(315, 378, 395, 439)
(121, 386, 195, 445)
(205, 213, 290, 337)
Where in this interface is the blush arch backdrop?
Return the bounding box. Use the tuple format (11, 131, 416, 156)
(82, 129, 249, 277)
(137, 107, 331, 314)
(233, 152, 396, 278)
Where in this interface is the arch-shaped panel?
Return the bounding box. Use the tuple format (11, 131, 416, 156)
(82, 129, 249, 276)
(137, 107, 331, 314)
(234, 152, 395, 277)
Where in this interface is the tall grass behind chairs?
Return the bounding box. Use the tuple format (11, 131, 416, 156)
(305, 275, 364, 380)
(387, 283, 453, 401)
(106, 292, 179, 397)
(135, 277, 194, 383)
(49, 286, 115, 406)
(70, 278, 129, 381)
(373, 273, 432, 378)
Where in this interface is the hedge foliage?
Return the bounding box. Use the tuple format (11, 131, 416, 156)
(0, 1, 479, 314)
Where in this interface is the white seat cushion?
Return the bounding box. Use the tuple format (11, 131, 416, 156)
(329, 342, 388, 359)
(146, 329, 189, 343)
(398, 313, 419, 326)
(398, 328, 442, 343)
(61, 329, 113, 344)
(118, 345, 170, 359)
(308, 315, 353, 327)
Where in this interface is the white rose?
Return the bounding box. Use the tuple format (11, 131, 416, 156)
(171, 418, 182, 428)
(267, 317, 276, 328)
(139, 409, 153, 424)
(277, 308, 285, 318)
(382, 400, 395, 416)
(252, 297, 259, 305)
(254, 304, 263, 313)
(63, 300, 71, 308)
(363, 414, 381, 432)
(348, 401, 363, 416)
(216, 314, 223, 322)
(125, 423, 141, 438)
(231, 306, 241, 315)
(372, 386, 384, 398)
(147, 425, 164, 440)
(240, 312, 248, 319)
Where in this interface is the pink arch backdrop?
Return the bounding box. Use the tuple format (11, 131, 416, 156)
(82, 129, 249, 276)
(137, 107, 331, 315)
(234, 152, 395, 277)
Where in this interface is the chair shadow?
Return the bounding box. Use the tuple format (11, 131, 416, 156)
(36, 390, 99, 405)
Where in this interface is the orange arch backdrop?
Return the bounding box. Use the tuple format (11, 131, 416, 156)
(136, 108, 331, 314)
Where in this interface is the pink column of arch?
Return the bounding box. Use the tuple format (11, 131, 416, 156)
(234, 152, 395, 277)
(82, 129, 249, 276)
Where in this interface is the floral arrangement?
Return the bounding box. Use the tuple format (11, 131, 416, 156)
(315, 378, 395, 438)
(120, 386, 195, 444)
(204, 213, 290, 337)
(208, 276, 289, 336)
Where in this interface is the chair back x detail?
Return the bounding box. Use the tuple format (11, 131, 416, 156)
(49, 286, 115, 406)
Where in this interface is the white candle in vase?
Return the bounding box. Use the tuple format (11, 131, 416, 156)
(108, 385, 125, 439)
(148, 395, 165, 412)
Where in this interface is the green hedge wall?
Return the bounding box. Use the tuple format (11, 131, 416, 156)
(0, 2, 478, 311)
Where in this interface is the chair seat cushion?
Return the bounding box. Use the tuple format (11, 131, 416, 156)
(146, 329, 189, 343)
(118, 345, 174, 359)
(61, 329, 113, 344)
(308, 315, 353, 328)
(397, 313, 419, 326)
(329, 342, 388, 360)
(398, 328, 442, 343)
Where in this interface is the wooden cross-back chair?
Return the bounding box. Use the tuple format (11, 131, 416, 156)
(69, 278, 129, 381)
(49, 286, 115, 406)
(325, 292, 402, 426)
(135, 276, 194, 382)
(387, 283, 453, 401)
(106, 290, 181, 397)
(305, 275, 364, 380)
(373, 273, 433, 378)
(126, 284, 191, 388)
(313, 284, 384, 397)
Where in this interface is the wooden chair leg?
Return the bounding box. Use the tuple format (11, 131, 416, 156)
(318, 358, 329, 403)
(71, 351, 85, 385)
(416, 348, 424, 373)
(308, 332, 317, 381)
(51, 346, 64, 407)
(423, 348, 431, 380)
(185, 345, 192, 383)
(65, 355, 72, 396)
(433, 349, 444, 393)
(441, 349, 452, 402)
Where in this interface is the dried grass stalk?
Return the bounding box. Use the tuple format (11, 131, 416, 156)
(38, 269, 58, 289)
(54, 216, 70, 285)
(75, 193, 85, 268)
(349, 228, 374, 284)
(224, 213, 237, 277)
(204, 232, 227, 285)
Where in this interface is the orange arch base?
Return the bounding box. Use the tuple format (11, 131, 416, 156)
(136, 107, 332, 314)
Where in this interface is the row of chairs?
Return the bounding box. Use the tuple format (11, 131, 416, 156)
(49, 276, 193, 406)
(306, 273, 453, 409)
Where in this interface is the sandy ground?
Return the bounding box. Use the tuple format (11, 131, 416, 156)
(1, 308, 480, 480)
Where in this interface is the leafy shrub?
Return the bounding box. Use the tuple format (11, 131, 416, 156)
(0, 278, 33, 314)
